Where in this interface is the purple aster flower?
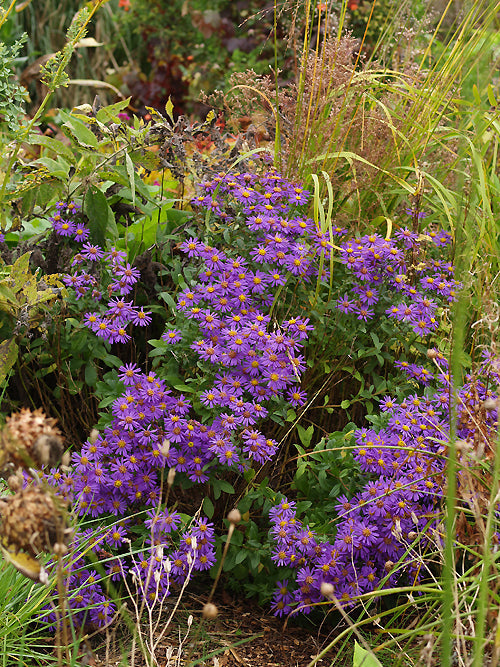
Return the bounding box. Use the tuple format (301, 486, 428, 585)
(53, 218, 76, 237)
(130, 307, 152, 327)
(162, 329, 182, 344)
(287, 386, 307, 407)
(73, 224, 90, 242)
(81, 243, 105, 261)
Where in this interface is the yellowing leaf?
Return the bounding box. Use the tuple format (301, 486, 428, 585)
(1, 539, 42, 582)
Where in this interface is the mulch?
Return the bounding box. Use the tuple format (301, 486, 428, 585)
(92, 591, 339, 667)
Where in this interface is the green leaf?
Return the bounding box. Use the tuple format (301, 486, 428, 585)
(235, 549, 247, 565)
(218, 480, 235, 494)
(125, 152, 136, 207)
(0, 338, 18, 385)
(353, 642, 383, 667)
(297, 424, 314, 448)
(59, 109, 98, 148)
(85, 363, 98, 386)
(95, 97, 131, 124)
(28, 134, 77, 164)
(203, 497, 214, 519)
(341, 400, 350, 409)
(35, 156, 71, 180)
(487, 84, 497, 108)
(84, 185, 118, 247)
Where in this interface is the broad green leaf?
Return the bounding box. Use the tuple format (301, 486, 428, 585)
(235, 549, 247, 565)
(84, 185, 118, 247)
(203, 497, 214, 519)
(59, 109, 98, 148)
(353, 641, 383, 667)
(0, 338, 18, 386)
(95, 97, 131, 124)
(297, 424, 314, 448)
(34, 157, 71, 180)
(27, 134, 77, 164)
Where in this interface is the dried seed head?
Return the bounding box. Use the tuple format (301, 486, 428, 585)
(167, 467, 176, 487)
(320, 582, 335, 598)
(384, 560, 394, 572)
(426, 348, 438, 360)
(482, 398, 498, 411)
(1, 409, 63, 471)
(202, 602, 218, 620)
(52, 542, 68, 557)
(7, 472, 23, 492)
(88, 429, 99, 444)
(0, 485, 66, 557)
(227, 509, 241, 525)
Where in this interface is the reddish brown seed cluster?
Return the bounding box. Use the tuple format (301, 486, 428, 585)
(1, 407, 64, 471)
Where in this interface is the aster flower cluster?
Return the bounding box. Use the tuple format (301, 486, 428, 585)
(336, 224, 459, 337)
(49, 201, 89, 242)
(190, 169, 335, 280)
(49, 201, 151, 344)
(268, 349, 500, 616)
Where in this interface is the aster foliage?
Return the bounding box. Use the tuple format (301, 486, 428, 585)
(38, 168, 324, 628)
(268, 350, 500, 617)
(50, 202, 151, 345)
(22, 167, 466, 632)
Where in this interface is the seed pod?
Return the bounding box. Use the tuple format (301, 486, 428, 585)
(0, 485, 66, 557)
(1, 409, 63, 471)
